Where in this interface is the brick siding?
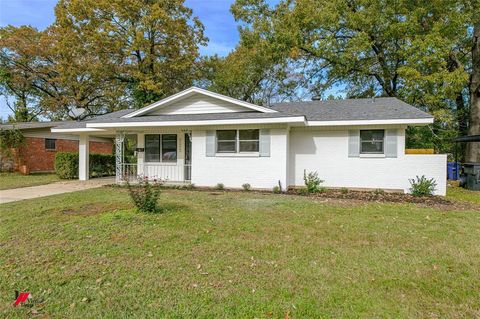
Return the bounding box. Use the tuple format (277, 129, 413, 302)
(14, 137, 113, 173)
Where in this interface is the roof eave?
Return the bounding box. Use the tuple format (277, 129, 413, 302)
(306, 118, 433, 126)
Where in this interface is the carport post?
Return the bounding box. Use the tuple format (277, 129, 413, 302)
(79, 134, 89, 181)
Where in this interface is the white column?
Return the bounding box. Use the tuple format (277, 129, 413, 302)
(79, 134, 89, 181)
(137, 133, 145, 177)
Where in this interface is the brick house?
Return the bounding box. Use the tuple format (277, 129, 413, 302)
(0, 122, 113, 174)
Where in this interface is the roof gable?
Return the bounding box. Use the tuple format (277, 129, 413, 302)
(123, 87, 276, 118)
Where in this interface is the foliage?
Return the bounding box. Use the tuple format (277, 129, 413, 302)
(0, 128, 25, 158)
(409, 175, 437, 196)
(373, 188, 385, 196)
(54, 152, 115, 179)
(303, 170, 324, 193)
(272, 185, 281, 194)
(296, 187, 309, 196)
(0, 0, 207, 121)
(242, 183, 251, 191)
(231, 0, 478, 157)
(215, 183, 225, 191)
(55, 152, 79, 179)
(90, 153, 115, 177)
(340, 187, 349, 195)
(126, 178, 162, 213)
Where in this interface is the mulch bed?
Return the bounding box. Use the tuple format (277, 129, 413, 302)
(106, 184, 479, 211)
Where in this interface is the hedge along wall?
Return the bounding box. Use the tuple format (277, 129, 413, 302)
(55, 152, 115, 179)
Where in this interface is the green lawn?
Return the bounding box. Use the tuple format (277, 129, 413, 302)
(0, 172, 59, 190)
(447, 186, 480, 204)
(1, 188, 479, 318)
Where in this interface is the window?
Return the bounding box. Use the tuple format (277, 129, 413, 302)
(145, 134, 177, 162)
(360, 130, 384, 154)
(216, 129, 259, 153)
(45, 138, 56, 150)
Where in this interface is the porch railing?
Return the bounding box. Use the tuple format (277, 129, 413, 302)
(119, 163, 191, 183)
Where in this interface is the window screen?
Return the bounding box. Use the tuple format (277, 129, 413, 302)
(360, 130, 385, 154)
(45, 138, 56, 150)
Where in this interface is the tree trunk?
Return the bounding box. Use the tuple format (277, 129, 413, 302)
(466, 22, 480, 162)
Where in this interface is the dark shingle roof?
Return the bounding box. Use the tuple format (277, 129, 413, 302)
(0, 121, 72, 130)
(270, 97, 433, 121)
(53, 112, 302, 129)
(50, 97, 432, 130)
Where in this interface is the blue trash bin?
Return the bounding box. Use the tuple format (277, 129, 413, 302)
(447, 162, 460, 180)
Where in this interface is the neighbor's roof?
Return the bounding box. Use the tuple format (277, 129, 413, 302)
(270, 97, 433, 121)
(0, 121, 72, 130)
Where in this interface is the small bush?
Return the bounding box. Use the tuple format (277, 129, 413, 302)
(272, 185, 281, 194)
(215, 183, 225, 191)
(126, 178, 162, 213)
(183, 183, 195, 190)
(340, 187, 349, 195)
(242, 183, 251, 191)
(409, 175, 437, 196)
(303, 170, 324, 193)
(55, 152, 79, 179)
(373, 188, 385, 196)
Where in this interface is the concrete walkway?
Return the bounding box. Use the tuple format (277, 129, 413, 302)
(0, 177, 115, 204)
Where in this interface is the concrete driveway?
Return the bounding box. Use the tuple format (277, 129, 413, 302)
(0, 177, 115, 204)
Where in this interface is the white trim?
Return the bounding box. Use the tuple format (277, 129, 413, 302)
(123, 87, 277, 118)
(86, 117, 306, 128)
(306, 118, 433, 126)
(50, 128, 107, 133)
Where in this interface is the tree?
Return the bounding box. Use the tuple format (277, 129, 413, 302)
(466, 2, 480, 162)
(0, 25, 127, 121)
(54, 0, 207, 107)
(202, 45, 305, 106)
(0, 26, 43, 122)
(231, 0, 474, 155)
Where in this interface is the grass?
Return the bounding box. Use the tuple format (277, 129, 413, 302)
(447, 186, 480, 204)
(0, 172, 59, 190)
(1, 188, 479, 318)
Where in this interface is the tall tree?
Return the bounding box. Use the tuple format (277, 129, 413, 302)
(55, 0, 207, 107)
(231, 0, 474, 155)
(466, 3, 480, 162)
(202, 45, 305, 105)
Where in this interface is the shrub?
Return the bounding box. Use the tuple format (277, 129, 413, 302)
(242, 183, 251, 191)
(303, 170, 324, 193)
(126, 178, 162, 213)
(340, 187, 349, 195)
(373, 188, 385, 196)
(215, 183, 225, 191)
(409, 175, 437, 196)
(272, 185, 281, 194)
(55, 152, 115, 179)
(0, 128, 25, 159)
(90, 153, 115, 177)
(55, 152, 79, 179)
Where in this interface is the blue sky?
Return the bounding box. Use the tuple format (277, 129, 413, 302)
(0, 0, 241, 120)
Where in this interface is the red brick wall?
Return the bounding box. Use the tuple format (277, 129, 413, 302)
(15, 137, 113, 173)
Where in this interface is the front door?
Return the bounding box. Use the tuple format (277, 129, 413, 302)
(184, 133, 192, 181)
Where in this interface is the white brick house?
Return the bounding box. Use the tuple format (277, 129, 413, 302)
(52, 87, 447, 195)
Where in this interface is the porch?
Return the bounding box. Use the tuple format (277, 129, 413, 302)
(76, 130, 192, 184)
(115, 131, 192, 184)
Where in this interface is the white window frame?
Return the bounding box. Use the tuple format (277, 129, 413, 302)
(360, 129, 385, 154)
(216, 129, 260, 154)
(144, 134, 178, 163)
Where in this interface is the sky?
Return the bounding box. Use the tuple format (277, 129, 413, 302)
(0, 0, 242, 120)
